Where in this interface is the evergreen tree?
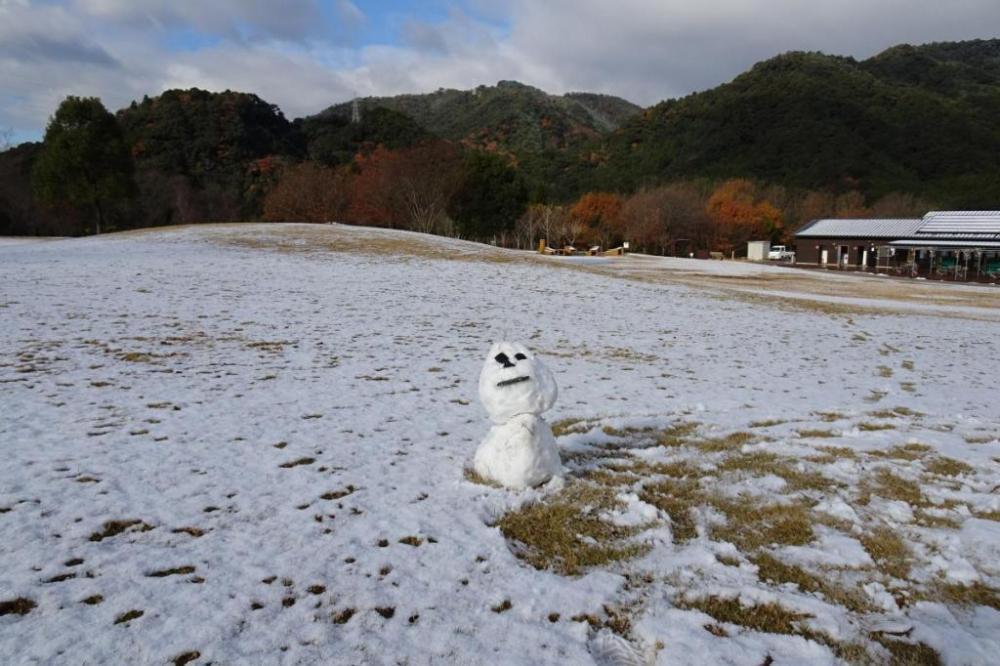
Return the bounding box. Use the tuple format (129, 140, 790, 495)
(449, 151, 527, 241)
(33, 96, 135, 234)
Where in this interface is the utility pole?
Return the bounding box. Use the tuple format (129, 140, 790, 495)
(351, 97, 361, 124)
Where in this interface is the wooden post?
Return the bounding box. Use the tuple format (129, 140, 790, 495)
(538, 239, 546, 254)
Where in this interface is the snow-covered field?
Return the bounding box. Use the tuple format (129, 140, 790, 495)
(1, 224, 998, 665)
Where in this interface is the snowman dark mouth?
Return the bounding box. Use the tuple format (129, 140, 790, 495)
(496, 375, 530, 388)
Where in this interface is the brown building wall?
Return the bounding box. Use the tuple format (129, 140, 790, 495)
(795, 238, 881, 268)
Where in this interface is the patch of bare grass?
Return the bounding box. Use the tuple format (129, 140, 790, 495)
(654, 421, 700, 447)
(639, 478, 703, 544)
(674, 595, 811, 635)
(114, 609, 144, 625)
(550, 418, 592, 438)
(923, 457, 973, 477)
(932, 581, 1000, 610)
(859, 526, 912, 580)
(0, 597, 36, 616)
(871, 636, 942, 665)
(797, 428, 837, 439)
(320, 485, 356, 500)
(718, 452, 835, 492)
(972, 509, 1000, 521)
(146, 566, 196, 577)
(858, 422, 896, 432)
(697, 431, 755, 453)
(710, 496, 814, 551)
(89, 519, 154, 542)
(463, 467, 502, 487)
(750, 419, 786, 428)
(278, 457, 315, 469)
(497, 482, 650, 575)
(331, 608, 356, 624)
(871, 443, 931, 461)
(860, 469, 927, 508)
(913, 509, 961, 530)
(807, 445, 858, 464)
(753, 553, 873, 613)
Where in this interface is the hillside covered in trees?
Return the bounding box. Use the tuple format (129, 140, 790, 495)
(585, 40, 1000, 206)
(2, 39, 999, 253)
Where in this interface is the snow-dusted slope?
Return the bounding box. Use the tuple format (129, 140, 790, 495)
(1, 224, 998, 665)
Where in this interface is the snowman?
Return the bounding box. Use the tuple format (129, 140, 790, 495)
(473, 342, 562, 489)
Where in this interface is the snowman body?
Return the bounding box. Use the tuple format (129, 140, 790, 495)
(473, 342, 562, 489)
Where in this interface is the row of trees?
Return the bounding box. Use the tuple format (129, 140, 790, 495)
(511, 181, 933, 256)
(262, 141, 528, 241)
(18, 95, 935, 254)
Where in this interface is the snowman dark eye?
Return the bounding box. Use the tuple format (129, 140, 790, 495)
(514, 353, 527, 360)
(494, 353, 515, 368)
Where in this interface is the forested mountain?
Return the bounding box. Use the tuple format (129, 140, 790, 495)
(314, 81, 642, 195)
(317, 81, 642, 151)
(583, 40, 1000, 206)
(3, 38, 1000, 239)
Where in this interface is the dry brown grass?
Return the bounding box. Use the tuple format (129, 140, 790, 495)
(858, 422, 896, 432)
(718, 452, 835, 491)
(674, 595, 811, 635)
(710, 496, 814, 551)
(639, 478, 703, 543)
(797, 428, 837, 438)
(871, 636, 943, 665)
(859, 526, 912, 580)
(497, 483, 650, 575)
(655, 421, 700, 447)
(463, 467, 502, 487)
(931, 581, 1000, 610)
(913, 509, 961, 530)
(973, 509, 1000, 521)
(697, 431, 755, 453)
(871, 443, 932, 461)
(807, 445, 858, 464)
(750, 419, 786, 428)
(0, 597, 36, 616)
(753, 553, 873, 613)
(114, 609, 144, 625)
(923, 457, 973, 477)
(89, 519, 154, 542)
(860, 469, 928, 508)
(550, 418, 592, 437)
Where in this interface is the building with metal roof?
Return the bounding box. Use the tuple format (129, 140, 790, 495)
(795, 218, 924, 239)
(794, 211, 1000, 281)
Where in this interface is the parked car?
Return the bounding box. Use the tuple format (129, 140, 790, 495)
(768, 245, 795, 262)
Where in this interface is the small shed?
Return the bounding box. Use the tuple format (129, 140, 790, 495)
(747, 241, 770, 262)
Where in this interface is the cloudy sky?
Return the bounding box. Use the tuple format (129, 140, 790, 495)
(2, 0, 999, 143)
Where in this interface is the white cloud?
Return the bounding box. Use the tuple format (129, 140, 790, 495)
(4, 0, 1000, 141)
(72, 0, 328, 41)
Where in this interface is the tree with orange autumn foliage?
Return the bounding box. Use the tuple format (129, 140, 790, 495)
(619, 182, 711, 255)
(347, 141, 463, 235)
(706, 179, 784, 254)
(262, 161, 352, 222)
(569, 192, 624, 248)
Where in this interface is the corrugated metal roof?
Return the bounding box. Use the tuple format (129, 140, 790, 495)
(889, 240, 1000, 249)
(918, 211, 1000, 238)
(796, 218, 924, 238)
(923, 210, 1000, 218)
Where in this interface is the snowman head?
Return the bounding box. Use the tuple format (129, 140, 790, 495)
(479, 341, 557, 423)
